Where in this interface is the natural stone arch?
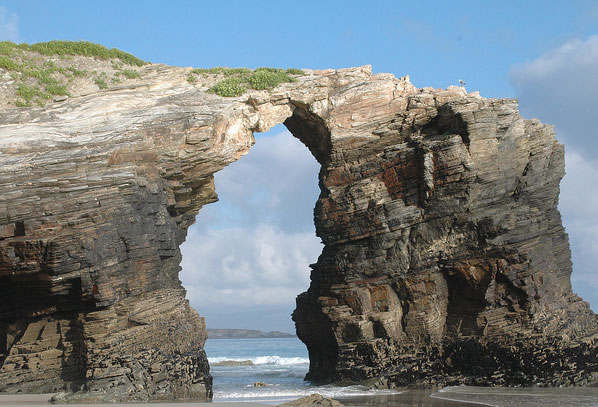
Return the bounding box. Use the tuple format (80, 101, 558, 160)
(0, 65, 596, 402)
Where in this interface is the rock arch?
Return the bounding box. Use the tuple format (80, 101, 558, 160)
(0, 65, 596, 401)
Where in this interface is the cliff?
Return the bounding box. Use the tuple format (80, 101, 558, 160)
(0, 53, 596, 401)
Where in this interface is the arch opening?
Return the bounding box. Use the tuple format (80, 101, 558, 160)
(179, 120, 323, 332)
(179, 118, 328, 398)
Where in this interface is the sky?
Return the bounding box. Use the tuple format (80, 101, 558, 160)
(1, 1, 597, 332)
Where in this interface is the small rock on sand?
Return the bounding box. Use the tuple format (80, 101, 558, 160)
(278, 393, 344, 406)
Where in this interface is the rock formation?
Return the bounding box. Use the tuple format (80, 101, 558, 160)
(0, 62, 596, 401)
(279, 393, 344, 407)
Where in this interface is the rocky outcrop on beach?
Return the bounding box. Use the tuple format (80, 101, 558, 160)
(279, 393, 344, 407)
(0, 56, 596, 401)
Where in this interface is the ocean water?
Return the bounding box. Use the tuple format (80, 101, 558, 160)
(204, 338, 598, 406)
(204, 337, 397, 404)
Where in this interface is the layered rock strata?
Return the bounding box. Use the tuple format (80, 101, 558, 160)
(0, 64, 596, 401)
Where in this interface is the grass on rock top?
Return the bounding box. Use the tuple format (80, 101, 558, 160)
(0, 40, 303, 105)
(188, 66, 305, 97)
(0, 40, 147, 106)
(28, 41, 147, 66)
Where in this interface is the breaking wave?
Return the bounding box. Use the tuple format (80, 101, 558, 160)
(208, 356, 309, 366)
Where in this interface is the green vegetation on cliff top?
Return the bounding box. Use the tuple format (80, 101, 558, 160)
(0, 40, 147, 107)
(0, 40, 147, 66)
(188, 66, 305, 97)
(0, 40, 304, 105)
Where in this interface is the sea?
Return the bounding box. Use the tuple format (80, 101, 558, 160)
(205, 337, 398, 404)
(204, 337, 598, 406)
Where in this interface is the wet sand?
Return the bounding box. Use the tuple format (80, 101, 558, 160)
(0, 390, 482, 407)
(339, 390, 486, 406)
(0, 393, 271, 407)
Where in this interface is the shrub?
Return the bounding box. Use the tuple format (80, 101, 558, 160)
(209, 77, 246, 97)
(0, 41, 18, 56)
(3, 40, 148, 107)
(16, 83, 49, 106)
(222, 67, 252, 77)
(16, 83, 40, 101)
(120, 69, 141, 79)
(94, 73, 109, 90)
(200, 66, 305, 97)
(249, 69, 295, 90)
(45, 83, 68, 96)
(285, 68, 305, 75)
(94, 78, 107, 89)
(29, 41, 147, 66)
(66, 67, 86, 77)
(0, 55, 19, 71)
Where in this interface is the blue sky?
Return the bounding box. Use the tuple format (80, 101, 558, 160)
(1, 1, 597, 332)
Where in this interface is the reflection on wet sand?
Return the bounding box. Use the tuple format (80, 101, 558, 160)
(339, 389, 485, 407)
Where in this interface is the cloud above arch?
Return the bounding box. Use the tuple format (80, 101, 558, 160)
(510, 35, 598, 311)
(180, 127, 323, 332)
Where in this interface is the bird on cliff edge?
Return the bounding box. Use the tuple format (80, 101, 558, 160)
(459, 79, 466, 86)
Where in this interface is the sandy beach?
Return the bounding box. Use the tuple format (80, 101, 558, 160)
(5, 388, 598, 406)
(0, 394, 271, 407)
(339, 390, 485, 406)
(0, 390, 484, 407)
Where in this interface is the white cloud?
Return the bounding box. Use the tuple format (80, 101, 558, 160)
(182, 224, 319, 294)
(200, 128, 321, 233)
(560, 150, 598, 219)
(510, 36, 598, 311)
(561, 149, 598, 295)
(181, 224, 321, 331)
(0, 7, 19, 42)
(511, 36, 598, 79)
(510, 35, 598, 153)
(179, 126, 322, 332)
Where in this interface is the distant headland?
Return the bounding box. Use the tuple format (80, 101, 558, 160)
(207, 329, 297, 339)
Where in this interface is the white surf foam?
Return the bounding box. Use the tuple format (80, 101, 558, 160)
(214, 384, 403, 400)
(209, 356, 309, 366)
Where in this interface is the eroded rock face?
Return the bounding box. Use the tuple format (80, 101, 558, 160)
(0, 64, 596, 400)
(290, 78, 598, 387)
